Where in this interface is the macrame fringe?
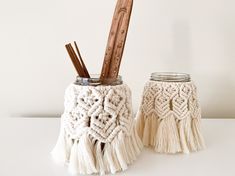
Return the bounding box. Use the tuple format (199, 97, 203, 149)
(136, 110, 205, 154)
(51, 127, 72, 164)
(135, 110, 145, 139)
(51, 125, 143, 175)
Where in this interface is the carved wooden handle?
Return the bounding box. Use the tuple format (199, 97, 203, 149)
(100, 0, 133, 80)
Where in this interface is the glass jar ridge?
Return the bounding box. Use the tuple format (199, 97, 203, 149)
(150, 72, 191, 82)
(74, 74, 123, 86)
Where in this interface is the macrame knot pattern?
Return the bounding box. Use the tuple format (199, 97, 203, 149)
(51, 83, 143, 175)
(136, 81, 205, 154)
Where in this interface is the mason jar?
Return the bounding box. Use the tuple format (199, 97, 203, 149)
(52, 74, 142, 175)
(136, 72, 205, 154)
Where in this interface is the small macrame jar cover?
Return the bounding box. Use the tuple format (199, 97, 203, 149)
(51, 78, 143, 175)
(136, 73, 205, 154)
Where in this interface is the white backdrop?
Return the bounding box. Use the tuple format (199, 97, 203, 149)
(0, 0, 235, 118)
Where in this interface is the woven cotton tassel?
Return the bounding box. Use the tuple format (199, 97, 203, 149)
(192, 118, 206, 150)
(154, 114, 181, 153)
(51, 127, 69, 164)
(68, 140, 79, 175)
(51, 83, 143, 175)
(95, 141, 107, 175)
(77, 134, 97, 174)
(136, 80, 205, 154)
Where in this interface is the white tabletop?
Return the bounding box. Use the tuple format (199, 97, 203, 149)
(0, 118, 234, 176)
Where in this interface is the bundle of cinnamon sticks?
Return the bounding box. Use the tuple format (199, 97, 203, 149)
(65, 0, 133, 83)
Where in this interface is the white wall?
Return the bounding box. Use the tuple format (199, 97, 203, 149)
(0, 0, 235, 118)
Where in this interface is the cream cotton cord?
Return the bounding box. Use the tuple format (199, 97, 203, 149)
(136, 81, 205, 154)
(51, 83, 143, 175)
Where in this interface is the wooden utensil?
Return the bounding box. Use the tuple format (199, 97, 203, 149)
(65, 43, 88, 77)
(74, 41, 90, 78)
(100, 0, 133, 80)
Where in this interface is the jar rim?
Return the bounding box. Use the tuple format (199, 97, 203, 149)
(150, 72, 191, 82)
(74, 74, 123, 86)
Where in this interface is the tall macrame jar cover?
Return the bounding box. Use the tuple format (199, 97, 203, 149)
(136, 73, 205, 154)
(51, 75, 143, 175)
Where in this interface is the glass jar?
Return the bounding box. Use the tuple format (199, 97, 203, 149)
(150, 72, 191, 82)
(136, 71, 205, 154)
(74, 74, 123, 86)
(52, 74, 143, 175)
